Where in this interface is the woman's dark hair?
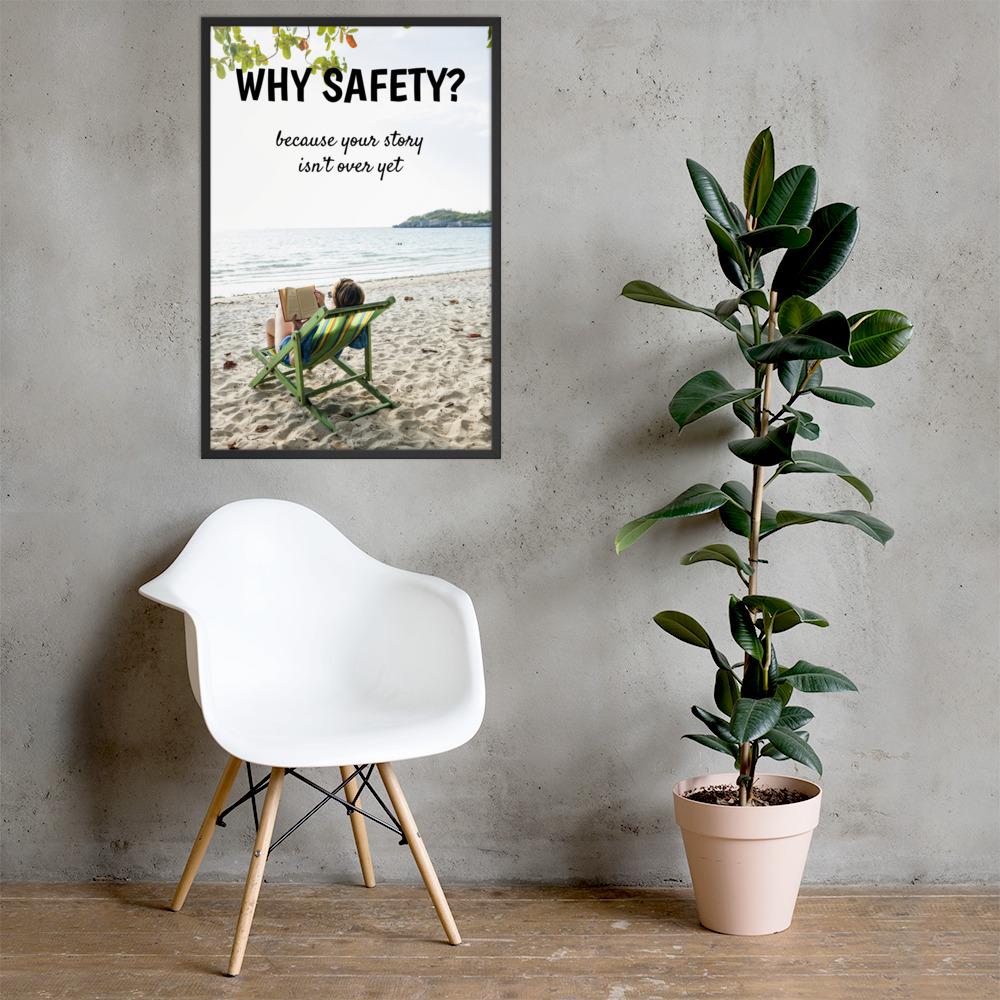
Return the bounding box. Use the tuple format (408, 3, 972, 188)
(333, 278, 365, 308)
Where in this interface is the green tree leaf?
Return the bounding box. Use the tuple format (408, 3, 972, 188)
(844, 310, 913, 367)
(680, 543, 752, 577)
(743, 127, 775, 218)
(740, 289, 770, 310)
(653, 610, 713, 648)
(777, 450, 874, 505)
(773, 509, 894, 545)
(780, 660, 858, 692)
(730, 697, 782, 743)
(686, 159, 745, 233)
(809, 386, 875, 407)
(747, 311, 851, 363)
(669, 371, 762, 429)
(742, 646, 779, 698)
(682, 733, 739, 756)
(692, 705, 739, 745)
(714, 668, 741, 715)
(728, 419, 798, 466)
(772, 203, 860, 302)
(779, 358, 824, 394)
(621, 281, 740, 332)
(615, 484, 735, 553)
(705, 217, 746, 269)
(718, 247, 764, 291)
(743, 595, 829, 629)
(778, 295, 823, 335)
(738, 224, 811, 255)
(758, 165, 818, 229)
(779, 705, 815, 729)
(763, 726, 823, 773)
(718, 480, 779, 538)
(729, 595, 763, 660)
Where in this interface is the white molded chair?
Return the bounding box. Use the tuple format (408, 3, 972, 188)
(140, 499, 485, 976)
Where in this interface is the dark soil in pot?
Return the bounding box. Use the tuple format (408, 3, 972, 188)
(683, 784, 811, 807)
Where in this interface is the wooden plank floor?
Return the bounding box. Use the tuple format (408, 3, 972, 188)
(1, 883, 997, 999)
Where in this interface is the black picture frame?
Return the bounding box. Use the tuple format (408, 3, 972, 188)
(200, 16, 501, 459)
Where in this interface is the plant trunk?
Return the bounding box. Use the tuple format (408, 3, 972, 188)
(739, 290, 779, 806)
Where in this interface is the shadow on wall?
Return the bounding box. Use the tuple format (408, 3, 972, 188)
(70, 545, 229, 881)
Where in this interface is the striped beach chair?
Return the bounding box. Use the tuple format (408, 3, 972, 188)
(249, 296, 397, 434)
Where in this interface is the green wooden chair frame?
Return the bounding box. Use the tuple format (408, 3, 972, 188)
(249, 296, 397, 434)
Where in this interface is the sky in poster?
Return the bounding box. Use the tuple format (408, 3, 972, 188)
(210, 25, 491, 231)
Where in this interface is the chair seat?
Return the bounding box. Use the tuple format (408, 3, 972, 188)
(210, 703, 479, 768)
(206, 691, 481, 769)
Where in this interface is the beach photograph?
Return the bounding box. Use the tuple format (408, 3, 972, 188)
(205, 23, 497, 455)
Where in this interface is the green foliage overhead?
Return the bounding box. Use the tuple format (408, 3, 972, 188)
(616, 131, 912, 803)
(209, 24, 358, 79)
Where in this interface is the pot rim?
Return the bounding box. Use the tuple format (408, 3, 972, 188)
(672, 771, 822, 811)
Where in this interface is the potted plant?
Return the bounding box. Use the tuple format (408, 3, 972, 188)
(617, 128, 912, 935)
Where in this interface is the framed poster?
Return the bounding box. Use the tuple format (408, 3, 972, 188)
(202, 17, 500, 458)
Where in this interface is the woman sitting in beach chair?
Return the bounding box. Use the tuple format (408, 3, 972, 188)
(264, 279, 369, 362)
(250, 278, 396, 434)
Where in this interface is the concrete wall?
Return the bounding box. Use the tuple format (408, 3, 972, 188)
(2, 0, 997, 884)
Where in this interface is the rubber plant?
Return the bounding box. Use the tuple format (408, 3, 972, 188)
(618, 129, 912, 806)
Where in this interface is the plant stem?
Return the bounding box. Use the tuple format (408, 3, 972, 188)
(739, 290, 779, 806)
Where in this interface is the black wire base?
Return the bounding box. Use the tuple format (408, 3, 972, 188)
(215, 763, 406, 856)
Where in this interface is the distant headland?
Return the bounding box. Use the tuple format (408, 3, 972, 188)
(394, 209, 491, 228)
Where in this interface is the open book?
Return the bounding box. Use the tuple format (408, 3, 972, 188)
(278, 286, 322, 323)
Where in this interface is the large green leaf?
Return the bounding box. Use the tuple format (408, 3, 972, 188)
(682, 733, 738, 756)
(779, 705, 814, 729)
(718, 480, 779, 538)
(718, 247, 764, 291)
(615, 484, 734, 553)
(681, 543, 751, 577)
(621, 281, 740, 332)
(742, 595, 829, 629)
(779, 358, 824, 394)
(714, 668, 741, 715)
(653, 610, 712, 648)
(844, 310, 913, 368)
(773, 508, 894, 545)
(777, 297, 824, 391)
(686, 159, 744, 233)
(730, 697, 782, 743)
(728, 419, 798, 466)
(758, 165, 818, 229)
(743, 127, 775, 218)
(738, 224, 811, 255)
(669, 371, 762, 430)
(747, 311, 851, 363)
(741, 646, 779, 698)
(705, 217, 746, 270)
(781, 660, 858, 693)
(777, 449, 874, 505)
(772, 203, 860, 302)
(763, 726, 823, 773)
(692, 705, 739, 745)
(732, 397, 756, 429)
(810, 385, 874, 407)
(729, 595, 763, 660)
(778, 295, 822, 335)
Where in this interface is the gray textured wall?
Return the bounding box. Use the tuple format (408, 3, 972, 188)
(2, 0, 998, 885)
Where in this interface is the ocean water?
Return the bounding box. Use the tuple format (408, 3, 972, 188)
(211, 226, 491, 296)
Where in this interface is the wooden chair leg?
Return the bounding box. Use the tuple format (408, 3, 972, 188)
(227, 767, 285, 977)
(340, 765, 376, 888)
(170, 755, 242, 912)
(376, 762, 461, 945)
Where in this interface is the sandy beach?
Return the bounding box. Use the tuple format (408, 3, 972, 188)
(208, 268, 492, 452)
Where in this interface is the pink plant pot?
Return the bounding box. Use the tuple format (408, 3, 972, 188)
(673, 771, 822, 935)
